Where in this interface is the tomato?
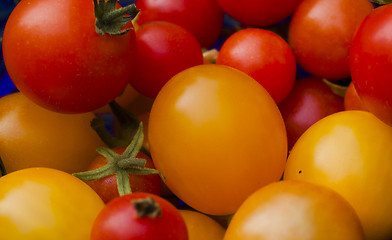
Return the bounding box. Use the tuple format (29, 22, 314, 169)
(130, 21, 203, 99)
(94, 84, 140, 114)
(91, 192, 188, 240)
(288, 0, 373, 80)
(2, 0, 138, 113)
(83, 148, 162, 203)
(350, 4, 392, 126)
(224, 180, 365, 240)
(179, 210, 226, 240)
(278, 77, 344, 149)
(0, 167, 105, 240)
(217, 28, 296, 104)
(135, 0, 224, 48)
(344, 82, 366, 111)
(148, 64, 287, 216)
(0, 92, 104, 173)
(216, 0, 302, 27)
(284, 111, 392, 240)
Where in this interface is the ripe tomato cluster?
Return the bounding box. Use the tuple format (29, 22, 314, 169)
(1, 0, 392, 239)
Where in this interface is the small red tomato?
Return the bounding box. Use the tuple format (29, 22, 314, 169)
(85, 148, 162, 203)
(278, 77, 344, 149)
(344, 82, 367, 111)
(217, 28, 296, 103)
(90, 193, 188, 240)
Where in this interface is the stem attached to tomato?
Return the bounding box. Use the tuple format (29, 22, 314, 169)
(370, 0, 392, 5)
(93, 0, 140, 35)
(73, 123, 165, 196)
(0, 156, 7, 177)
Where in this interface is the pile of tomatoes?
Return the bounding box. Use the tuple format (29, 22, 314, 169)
(1, 0, 392, 239)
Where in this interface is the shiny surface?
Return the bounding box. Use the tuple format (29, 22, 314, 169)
(0, 92, 104, 173)
(149, 64, 287, 215)
(284, 111, 392, 240)
(224, 180, 364, 240)
(0, 168, 105, 240)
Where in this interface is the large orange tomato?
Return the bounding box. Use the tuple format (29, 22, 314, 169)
(0, 167, 105, 240)
(284, 111, 392, 240)
(179, 210, 226, 240)
(0, 92, 104, 173)
(148, 64, 287, 215)
(224, 180, 365, 240)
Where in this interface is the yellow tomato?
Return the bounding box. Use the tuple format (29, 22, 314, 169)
(224, 180, 365, 240)
(149, 64, 287, 215)
(0, 92, 104, 173)
(179, 210, 226, 240)
(0, 167, 105, 240)
(284, 110, 392, 240)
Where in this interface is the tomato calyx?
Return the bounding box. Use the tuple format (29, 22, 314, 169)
(73, 123, 165, 196)
(132, 197, 163, 218)
(370, 0, 392, 5)
(322, 79, 348, 97)
(94, 0, 140, 35)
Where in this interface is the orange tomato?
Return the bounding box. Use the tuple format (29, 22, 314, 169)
(179, 210, 226, 240)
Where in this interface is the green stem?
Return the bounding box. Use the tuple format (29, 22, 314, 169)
(370, 0, 392, 4)
(0, 156, 7, 177)
(117, 170, 132, 195)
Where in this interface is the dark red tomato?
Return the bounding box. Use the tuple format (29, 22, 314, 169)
(216, 0, 302, 27)
(130, 21, 203, 98)
(350, 4, 392, 126)
(2, 0, 137, 113)
(85, 148, 162, 204)
(278, 77, 344, 149)
(217, 28, 296, 104)
(288, 0, 373, 81)
(134, 0, 223, 48)
(91, 192, 188, 240)
(344, 82, 367, 111)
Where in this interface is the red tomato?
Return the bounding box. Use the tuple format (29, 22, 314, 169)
(216, 0, 302, 27)
(90, 193, 188, 240)
(217, 28, 296, 103)
(84, 149, 162, 204)
(2, 0, 138, 113)
(344, 82, 366, 111)
(278, 77, 344, 149)
(350, 4, 392, 126)
(135, 0, 224, 48)
(130, 21, 203, 99)
(288, 0, 373, 80)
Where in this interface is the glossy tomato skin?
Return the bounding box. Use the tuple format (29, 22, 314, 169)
(284, 111, 392, 240)
(344, 82, 366, 111)
(288, 0, 373, 80)
(131, 21, 203, 99)
(224, 180, 365, 240)
(135, 0, 223, 48)
(148, 64, 287, 216)
(0, 167, 105, 240)
(2, 0, 137, 113)
(350, 4, 392, 126)
(91, 192, 188, 240)
(86, 148, 162, 203)
(0, 92, 104, 173)
(278, 77, 344, 149)
(216, 0, 302, 27)
(179, 210, 226, 240)
(217, 28, 296, 104)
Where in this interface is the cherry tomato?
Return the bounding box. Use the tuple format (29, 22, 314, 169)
(148, 64, 287, 216)
(350, 4, 392, 126)
(135, 0, 224, 48)
(288, 0, 373, 80)
(344, 82, 366, 111)
(217, 28, 296, 103)
(84, 148, 162, 203)
(0, 167, 105, 240)
(216, 0, 302, 27)
(0, 92, 104, 173)
(224, 180, 365, 240)
(91, 192, 188, 240)
(2, 0, 138, 113)
(278, 77, 344, 149)
(179, 210, 226, 240)
(94, 84, 140, 114)
(284, 111, 392, 240)
(130, 21, 203, 99)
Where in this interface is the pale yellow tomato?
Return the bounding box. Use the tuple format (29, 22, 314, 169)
(179, 210, 226, 240)
(284, 110, 392, 240)
(224, 180, 365, 240)
(0, 167, 105, 240)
